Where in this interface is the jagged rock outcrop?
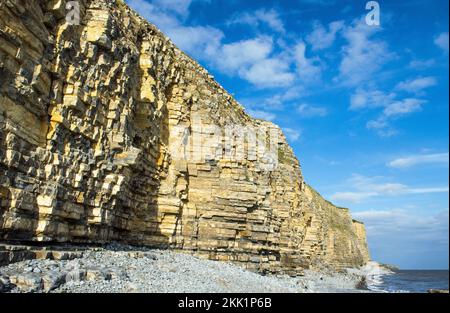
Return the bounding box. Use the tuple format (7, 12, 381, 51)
(0, 0, 370, 274)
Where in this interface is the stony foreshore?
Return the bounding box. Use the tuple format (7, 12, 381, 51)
(0, 244, 370, 293)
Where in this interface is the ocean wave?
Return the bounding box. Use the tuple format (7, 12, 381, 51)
(366, 273, 389, 292)
(347, 261, 396, 292)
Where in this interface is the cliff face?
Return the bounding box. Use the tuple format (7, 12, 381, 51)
(0, 0, 370, 274)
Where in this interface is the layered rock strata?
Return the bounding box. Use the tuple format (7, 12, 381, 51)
(0, 0, 370, 274)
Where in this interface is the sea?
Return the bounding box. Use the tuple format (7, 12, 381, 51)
(367, 270, 449, 293)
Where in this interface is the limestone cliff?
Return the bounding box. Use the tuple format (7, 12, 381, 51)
(0, 0, 370, 274)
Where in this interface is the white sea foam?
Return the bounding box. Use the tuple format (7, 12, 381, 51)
(347, 261, 394, 292)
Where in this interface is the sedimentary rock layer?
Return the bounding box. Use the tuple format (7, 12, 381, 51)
(0, 0, 370, 274)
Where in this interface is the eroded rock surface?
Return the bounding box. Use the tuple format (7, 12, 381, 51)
(0, 0, 370, 275)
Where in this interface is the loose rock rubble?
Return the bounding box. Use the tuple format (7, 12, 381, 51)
(0, 244, 368, 293)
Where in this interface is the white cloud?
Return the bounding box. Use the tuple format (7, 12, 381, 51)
(168, 25, 224, 57)
(306, 20, 344, 51)
(336, 22, 435, 137)
(216, 36, 273, 73)
(354, 208, 449, 268)
(240, 58, 296, 88)
(128, 1, 294, 88)
(350, 88, 396, 110)
(396, 76, 437, 94)
(264, 87, 304, 109)
(128, 0, 223, 59)
(408, 59, 436, 70)
(336, 18, 393, 87)
(297, 103, 328, 117)
(353, 210, 398, 219)
(282, 128, 302, 142)
(364, 97, 426, 136)
(366, 118, 398, 137)
(366, 117, 398, 137)
(434, 32, 449, 53)
(128, 0, 180, 29)
(152, 0, 195, 17)
(388, 153, 449, 168)
(366, 117, 389, 130)
(331, 191, 377, 203)
(349, 88, 424, 137)
(353, 209, 449, 243)
(294, 42, 322, 82)
(227, 9, 285, 33)
(382, 98, 426, 117)
(246, 109, 276, 121)
(330, 174, 449, 203)
(348, 174, 407, 194)
(212, 36, 295, 88)
(408, 187, 450, 194)
(314, 156, 340, 166)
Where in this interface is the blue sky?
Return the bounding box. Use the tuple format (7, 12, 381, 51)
(126, 0, 449, 269)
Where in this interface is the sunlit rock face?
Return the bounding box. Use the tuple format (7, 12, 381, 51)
(0, 0, 370, 274)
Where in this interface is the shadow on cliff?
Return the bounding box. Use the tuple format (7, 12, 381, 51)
(113, 33, 177, 249)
